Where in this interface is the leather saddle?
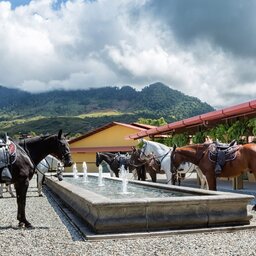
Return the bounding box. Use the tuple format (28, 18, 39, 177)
(0, 134, 16, 182)
(208, 140, 239, 175)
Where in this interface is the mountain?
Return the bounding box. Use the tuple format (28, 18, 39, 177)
(0, 83, 214, 136)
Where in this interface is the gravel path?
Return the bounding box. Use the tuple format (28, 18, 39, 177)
(1, 178, 256, 256)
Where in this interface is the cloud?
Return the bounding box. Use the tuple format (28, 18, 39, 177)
(0, 0, 255, 108)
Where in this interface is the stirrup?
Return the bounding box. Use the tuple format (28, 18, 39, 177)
(215, 165, 222, 176)
(1, 167, 12, 182)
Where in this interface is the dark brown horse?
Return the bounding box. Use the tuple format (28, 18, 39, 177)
(1, 130, 73, 228)
(171, 142, 256, 192)
(129, 147, 162, 182)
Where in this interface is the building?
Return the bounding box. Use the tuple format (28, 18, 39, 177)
(68, 122, 155, 172)
(126, 99, 256, 139)
(125, 99, 256, 189)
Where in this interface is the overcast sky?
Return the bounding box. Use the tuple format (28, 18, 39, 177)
(0, 0, 255, 109)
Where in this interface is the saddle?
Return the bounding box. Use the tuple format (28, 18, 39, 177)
(208, 140, 239, 176)
(0, 134, 16, 182)
(114, 153, 128, 169)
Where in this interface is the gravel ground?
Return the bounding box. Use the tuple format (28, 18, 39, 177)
(1, 178, 256, 256)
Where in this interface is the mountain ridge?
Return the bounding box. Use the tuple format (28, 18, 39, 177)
(0, 82, 214, 136)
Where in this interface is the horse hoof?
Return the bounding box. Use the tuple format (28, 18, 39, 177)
(26, 223, 34, 229)
(18, 222, 26, 228)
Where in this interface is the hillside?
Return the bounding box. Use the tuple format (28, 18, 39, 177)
(0, 82, 214, 136)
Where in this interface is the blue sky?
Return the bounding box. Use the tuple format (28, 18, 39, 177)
(6, 0, 67, 9)
(0, 0, 255, 108)
(7, 0, 31, 8)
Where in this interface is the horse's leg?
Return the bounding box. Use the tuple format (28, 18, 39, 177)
(106, 165, 114, 177)
(8, 184, 15, 197)
(178, 173, 181, 186)
(37, 173, 43, 197)
(195, 167, 209, 190)
(137, 167, 142, 180)
(251, 172, 256, 211)
(204, 171, 216, 190)
(132, 168, 138, 180)
(141, 166, 146, 181)
(150, 169, 157, 182)
(14, 178, 32, 228)
(171, 170, 177, 185)
(0, 184, 3, 198)
(165, 169, 172, 184)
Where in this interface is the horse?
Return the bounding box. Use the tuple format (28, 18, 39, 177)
(170, 142, 256, 193)
(0, 155, 63, 198)
(0, 183, 15, 198)
(139, 139, 207, 188)
(1, 130, 72, 228)
(139, 139, 175, 184)
(96, 152, 135, 178)
(129, 147, 162, 182)
(36, 155, 62, 197)
(173, 161, 209, 189)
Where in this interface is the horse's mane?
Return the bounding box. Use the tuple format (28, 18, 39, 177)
(147, 140, 170, 151)
(18, 135, 58, 147)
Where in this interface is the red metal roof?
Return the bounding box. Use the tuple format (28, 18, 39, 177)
(126, 99, 256, 140)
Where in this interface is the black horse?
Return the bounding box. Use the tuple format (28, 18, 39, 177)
(1, 130, 72, 228)
(96, 152, 133, 177)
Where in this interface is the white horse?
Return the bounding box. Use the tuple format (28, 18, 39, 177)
(36, 155, 62, 196)
(0, 184, 15, 198)
(139, 139, 208, 189)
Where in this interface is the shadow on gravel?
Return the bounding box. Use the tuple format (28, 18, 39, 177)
(42, 187, 85, 241)
(0, 226, 49, 230)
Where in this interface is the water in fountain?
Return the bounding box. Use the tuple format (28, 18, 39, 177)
(64, 175, 195, 199)
(72, 163, 78, 179)
(98, 165, 104, 186)
(82, 161, 88, 182)
(120, 165, 129, 194)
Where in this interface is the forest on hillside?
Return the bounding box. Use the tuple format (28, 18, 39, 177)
(0, 82, 214, 137)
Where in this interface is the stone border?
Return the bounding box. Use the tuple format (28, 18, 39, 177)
(45, 174, 253, 235)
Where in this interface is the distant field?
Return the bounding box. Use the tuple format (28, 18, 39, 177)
(77, 111, 125, 118)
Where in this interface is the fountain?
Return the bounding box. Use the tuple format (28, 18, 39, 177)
(98, 165, 104, 186)
(120, 165, 128, 194)
(82, 162, 88, 182)
(46, 172, 253, 235)
(72, 163, 78, 179)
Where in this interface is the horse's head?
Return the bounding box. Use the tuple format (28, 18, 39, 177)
(96, 152, 101, 167)
(171, 143, 208, 173)
(54, 130, 73, 167)
(140, 140, 150, 159)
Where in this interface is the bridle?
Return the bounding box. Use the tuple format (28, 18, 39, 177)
(141, 142, 171, 164)
(57, 138, 71, 164)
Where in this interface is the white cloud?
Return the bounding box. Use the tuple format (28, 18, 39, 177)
(0, 0, 255, 108)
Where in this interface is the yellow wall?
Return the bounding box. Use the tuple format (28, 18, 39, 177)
(70, 125, 140, 148)
(67, 124, 148, 173)
(70, 152, 96, 173)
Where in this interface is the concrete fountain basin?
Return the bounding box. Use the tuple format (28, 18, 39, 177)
(45, 174, 253, 234)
